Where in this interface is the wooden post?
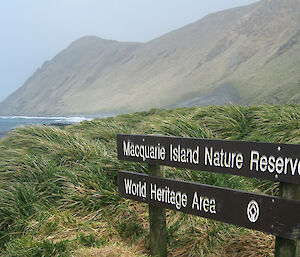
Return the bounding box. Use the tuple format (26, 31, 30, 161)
(274, 182, 300, 257)
(148, 164, 167, 257)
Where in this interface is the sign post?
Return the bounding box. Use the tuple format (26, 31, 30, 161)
(275, 182, 300, 257)
(148, 164, 167, 257)
(117, 134, 300, 256)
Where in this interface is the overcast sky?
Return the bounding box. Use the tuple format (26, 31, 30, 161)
(0, 0, 258, 103)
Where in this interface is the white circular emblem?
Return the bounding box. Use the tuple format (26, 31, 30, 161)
(247, 200, 259, 223)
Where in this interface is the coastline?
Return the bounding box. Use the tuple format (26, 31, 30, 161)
(0, 116, 93, 138)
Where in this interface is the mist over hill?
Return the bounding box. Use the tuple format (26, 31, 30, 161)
(0, 0, 299, 116)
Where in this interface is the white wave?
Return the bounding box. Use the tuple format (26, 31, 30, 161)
(0, 116, 93, 122)
(53, 117, 93, 123)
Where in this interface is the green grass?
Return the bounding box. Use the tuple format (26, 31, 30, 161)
(0, 104, 299, 256)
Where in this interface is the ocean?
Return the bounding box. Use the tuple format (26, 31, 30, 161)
(0, 116, 92, 138)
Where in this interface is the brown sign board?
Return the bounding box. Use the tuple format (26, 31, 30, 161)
(118, 170, 300, 240)
(117, 134, 300, 184)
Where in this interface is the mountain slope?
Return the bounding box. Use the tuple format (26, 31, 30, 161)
(0, 0, 299, 116)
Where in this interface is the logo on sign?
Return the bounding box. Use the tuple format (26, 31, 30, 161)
(247, 200, 259, 223)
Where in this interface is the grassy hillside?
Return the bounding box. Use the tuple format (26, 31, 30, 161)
(0, 105, 299, 256)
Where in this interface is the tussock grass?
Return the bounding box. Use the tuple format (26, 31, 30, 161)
(0, 104, 299, 256)
(248, 105, 300, 143)
(74, 243, 147, 257)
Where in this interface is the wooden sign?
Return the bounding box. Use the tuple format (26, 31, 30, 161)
(118, 170, 300, 240)
(117, 134, 300, 184)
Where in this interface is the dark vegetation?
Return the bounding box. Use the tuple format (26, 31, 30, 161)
(0, 105, 299, 256)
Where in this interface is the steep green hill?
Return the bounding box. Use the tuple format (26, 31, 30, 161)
(0, 104, 299, 256)
(0, 0, 300, 116)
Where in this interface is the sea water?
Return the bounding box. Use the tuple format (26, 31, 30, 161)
(0, 116, 92, 138)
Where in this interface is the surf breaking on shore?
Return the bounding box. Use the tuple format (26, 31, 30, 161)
(0, 116, 93, 138)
